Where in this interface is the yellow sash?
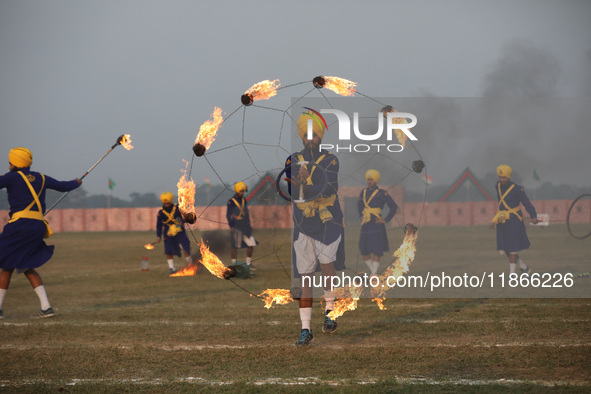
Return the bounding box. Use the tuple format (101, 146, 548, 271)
(297, 154, 326, 186)
(492, 183, 522, 224)
(8, 172, 53, 238)
(361, 188, 382, 225)
(295, 154, 335, 223)
(296, 194, 337, 223)
(231, 197, 246, 220)
(162, 205, 181, 236)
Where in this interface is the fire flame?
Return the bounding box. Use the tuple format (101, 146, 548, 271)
(327, 230, 418, 320)
(170, 263, 199, 277)
(372, 297, 387, 310)
(177, 160, 196, 219)
(371, 230, 419, 301)
(257, 289, 294, 309)
(245, 79, 281, 101)
(382, 107, 409, 148)
(199, 240, 232, 279)
(327, 285, 364, 320)
(324, 76, 357, 96)
(195, 107, 223, 150)
(120, 134, 134, 150)
(144, 243, 154, 250)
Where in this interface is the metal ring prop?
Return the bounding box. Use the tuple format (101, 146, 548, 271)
(567, 193, 591, 240)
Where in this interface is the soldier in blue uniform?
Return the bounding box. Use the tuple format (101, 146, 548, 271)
(492, 165, 539, 274)
(154, 192, 192, 275)
(285, 111, 345, 346)
(226, 182, 257, 269)
(357, 169, 398, 275)
(0, 147, 81, 319)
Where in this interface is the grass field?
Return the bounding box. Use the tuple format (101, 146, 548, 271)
(0, 225, 589, 392)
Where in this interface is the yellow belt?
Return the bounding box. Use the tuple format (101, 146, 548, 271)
(296, 194, 337, 223)
(361, 207, 382, 225)
(492, 207, 522, 224)
(361, 188, 381, 225)
(9, 210, 44, 222)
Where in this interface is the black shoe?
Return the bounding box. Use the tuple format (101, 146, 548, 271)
(295, 329, 314, 346)
(322, 310, 337, 333)
(0, 309, 3, 319)
(34, 307, 55, 318)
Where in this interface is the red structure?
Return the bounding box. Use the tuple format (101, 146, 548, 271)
(438, 167, 494, 202)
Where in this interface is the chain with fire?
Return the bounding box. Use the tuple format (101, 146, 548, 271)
(166, 76, 420, 320)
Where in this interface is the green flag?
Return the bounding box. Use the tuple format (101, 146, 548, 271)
(533, 170, 540, 182)
(108, 178, 116, 190)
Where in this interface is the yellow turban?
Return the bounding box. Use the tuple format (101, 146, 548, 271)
(297, 111, 325, 140)
(234, 182, 247, 193)
(365, 169, 381, 183)
(9, 147, 33, 168)
(160, 192, 174, 203)
(497, 164, 512, 178)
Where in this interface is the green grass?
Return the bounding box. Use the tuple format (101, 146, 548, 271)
(0, 225, 589, 392)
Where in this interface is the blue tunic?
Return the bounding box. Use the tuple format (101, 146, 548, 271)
(0, 168, 80, 270)
(284, 149, 345, 278)
(226, 195, 253, 236)
(358, 187, 398, 256)
(495, 181, 537, 253)
(156, 204, 191, 257)
(226, 195, 255, 248)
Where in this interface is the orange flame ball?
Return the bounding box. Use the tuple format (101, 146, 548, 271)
(244, 79, 280, 101)
(120, 134, 134, 150)
(199, 240, 232, 279)
(195, 107, 223, 150)
(144, 243, 154, 250)
(177, 160, 196, 221)
(382, 106, 409, 148)
(323, 76, 357, 96)
(258, 289, 294, 309)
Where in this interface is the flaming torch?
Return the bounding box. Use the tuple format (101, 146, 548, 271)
(118, 134, 134, 150)
(370, 224, 419, 307)
(257, 289, 295, 309)
(382, 105, 411, 148)
(199, 240, 236, 279)
(193, 107, 223, 157)
(177, 160, 196, 224)
(241, 79, 281, 106)
(45, 134, 134, 215)
(313, 76, 357, 96)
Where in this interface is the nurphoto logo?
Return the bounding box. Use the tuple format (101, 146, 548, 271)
(306, 108, 418, 153)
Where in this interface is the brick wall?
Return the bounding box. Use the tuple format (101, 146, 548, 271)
(1, 198, 588, 233)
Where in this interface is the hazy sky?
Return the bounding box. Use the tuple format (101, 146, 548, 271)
(1, 0, 590, 201)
